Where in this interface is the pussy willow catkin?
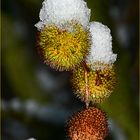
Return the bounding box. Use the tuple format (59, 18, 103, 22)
(35, 0, 91, 71)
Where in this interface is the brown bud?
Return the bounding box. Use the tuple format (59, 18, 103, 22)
(67, 107, 108, 140)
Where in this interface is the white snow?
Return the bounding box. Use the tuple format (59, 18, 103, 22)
(86, 22, 117, 70)
(27, 138, 36, 140)
(35, 0, 91, 30)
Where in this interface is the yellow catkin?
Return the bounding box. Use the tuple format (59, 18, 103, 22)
(38, 22, 90, 71)
(72, 63, 117, 104)
(67, 107, 108, 140)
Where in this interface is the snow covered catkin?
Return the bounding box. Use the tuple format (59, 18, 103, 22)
(71, 22, 117, 105)
(35, 0, 91, 71)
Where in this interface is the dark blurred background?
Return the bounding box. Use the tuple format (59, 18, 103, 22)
(1, 0, 139, 140)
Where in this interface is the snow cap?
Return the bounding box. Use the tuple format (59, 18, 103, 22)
(35, 0, 91, 30)
(86, 22, 117, 70)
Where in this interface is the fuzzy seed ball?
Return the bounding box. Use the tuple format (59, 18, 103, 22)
(67, 107, 108, 140)
(38, 22, 90, 71)
(71, 64, 116, 103)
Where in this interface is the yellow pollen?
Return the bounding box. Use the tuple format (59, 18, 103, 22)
(71, 63, 117, 103)
(38, 22, 90, 71)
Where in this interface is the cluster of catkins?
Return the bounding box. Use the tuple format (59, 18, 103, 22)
(35, 0, 117, 139)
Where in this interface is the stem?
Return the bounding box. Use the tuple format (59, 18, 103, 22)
(83, 61, 90, 108)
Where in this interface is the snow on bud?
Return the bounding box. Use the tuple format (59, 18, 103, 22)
(86, 22, 117, 70)
(35, 0, 91, 30)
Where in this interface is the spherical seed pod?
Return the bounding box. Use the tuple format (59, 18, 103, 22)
(67, 107, 108, 140)
(38, 22, 90, 71)
(71, 63, 117, 104)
